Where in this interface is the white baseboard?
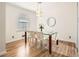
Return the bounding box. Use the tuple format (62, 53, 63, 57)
(0, 50, 6, 56)
(6, 39, 23, 43)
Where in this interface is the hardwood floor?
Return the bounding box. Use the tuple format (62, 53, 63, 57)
(0, 39, 77, 57)
(2, 39, 47, 57)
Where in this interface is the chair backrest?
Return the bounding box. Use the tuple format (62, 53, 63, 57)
(27, 31, 43, 40)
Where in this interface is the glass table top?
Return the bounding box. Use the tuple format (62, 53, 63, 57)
(43, 32, 58, 35)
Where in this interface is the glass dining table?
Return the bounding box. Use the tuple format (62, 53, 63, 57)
(24, 31, 58, 55)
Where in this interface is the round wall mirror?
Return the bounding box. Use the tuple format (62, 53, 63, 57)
(47, 17, 56, 27)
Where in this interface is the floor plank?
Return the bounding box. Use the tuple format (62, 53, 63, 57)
(0, 39, 77, 57)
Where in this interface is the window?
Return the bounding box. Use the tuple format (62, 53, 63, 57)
(17, 14, 29, 31)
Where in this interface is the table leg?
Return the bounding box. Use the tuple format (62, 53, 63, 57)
(49, 35, 52, 54)
(25, 32, 27, 48)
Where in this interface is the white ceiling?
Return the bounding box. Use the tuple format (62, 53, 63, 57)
(9, 2, 38, 11)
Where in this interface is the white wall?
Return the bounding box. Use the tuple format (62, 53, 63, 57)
(5, 3, 37, 43)
(10, 2, 77, 43)
(37, 2, 77, 43)
(5, 2, 78, 46)
(78, 2, 79, 54)
(0, 2, 6, 55)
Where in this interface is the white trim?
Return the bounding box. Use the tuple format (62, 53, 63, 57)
(0, 50, 6, 56)
(6, 39, 24, 43)
(6, 39, 21, 43)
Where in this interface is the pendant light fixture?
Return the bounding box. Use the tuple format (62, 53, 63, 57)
(36, 2, 42, 17)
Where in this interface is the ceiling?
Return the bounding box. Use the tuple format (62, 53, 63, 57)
(9, 2, 38, 12)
